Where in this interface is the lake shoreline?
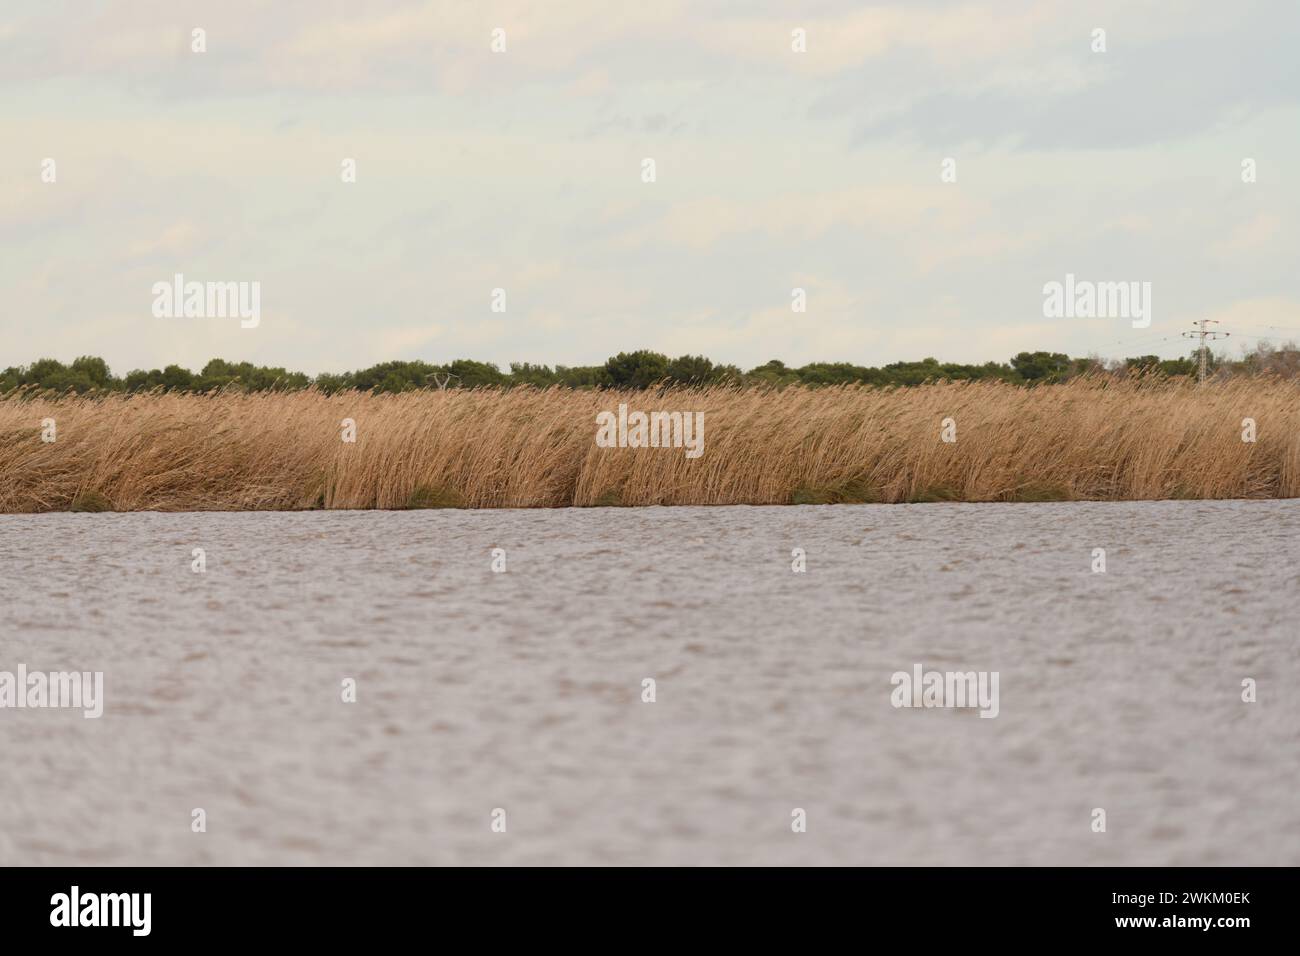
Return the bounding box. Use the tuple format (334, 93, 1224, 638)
(3, 495, 1300, 516)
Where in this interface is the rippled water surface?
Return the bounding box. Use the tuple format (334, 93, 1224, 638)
(2, 502, 1297, 865)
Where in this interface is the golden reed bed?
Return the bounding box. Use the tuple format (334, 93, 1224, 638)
(1, 377, 1298, 512)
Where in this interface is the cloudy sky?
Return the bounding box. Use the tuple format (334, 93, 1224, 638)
(2, 0, 1298, 375)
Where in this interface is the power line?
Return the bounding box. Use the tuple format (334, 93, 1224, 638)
(1228, 324, 1300, 332)
(1103, 329, 1175, 347)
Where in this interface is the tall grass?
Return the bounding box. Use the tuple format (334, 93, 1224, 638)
(1, 376, 1297, 512)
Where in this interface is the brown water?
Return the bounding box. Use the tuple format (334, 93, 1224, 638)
(1, 502, 1297, 865)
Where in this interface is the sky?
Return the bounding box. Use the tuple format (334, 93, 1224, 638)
(2, 0, 1298, 376)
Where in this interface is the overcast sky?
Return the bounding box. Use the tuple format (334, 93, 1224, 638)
(2, 0, 1298, 375)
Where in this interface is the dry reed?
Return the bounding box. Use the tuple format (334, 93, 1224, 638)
(1, 376, 1297, 512)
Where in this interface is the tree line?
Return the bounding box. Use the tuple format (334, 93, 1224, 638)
(3, 344, 1297, 395)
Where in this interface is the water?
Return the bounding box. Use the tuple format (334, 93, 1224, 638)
(1, 502, 1297, 866)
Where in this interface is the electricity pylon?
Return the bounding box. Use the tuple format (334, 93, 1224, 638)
(1182, 320, 1230, 384)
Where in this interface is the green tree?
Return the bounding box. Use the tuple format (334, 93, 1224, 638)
(555, 365, 610, 388)
(70, 355, 112, 388)
(604, 350, 669, 389)
(666, 354, 715, 384)
(313, 372, 353, 394)
(1157, 357, 1196, 377)
(1011, 351, 1072, 383)
(795, 361, 874, 385)
(446, 359, 506, 388)
(508, 363, 558, 387)
(160, 364, 196, 390)
(745, 359, 799, 386)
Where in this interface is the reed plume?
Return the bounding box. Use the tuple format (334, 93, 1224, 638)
(1, 376, 1297, 512)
